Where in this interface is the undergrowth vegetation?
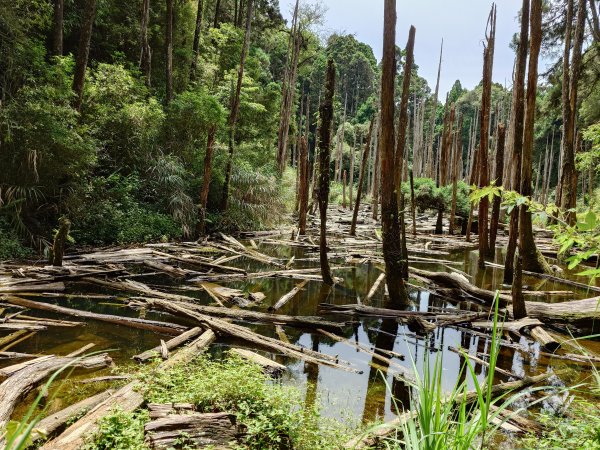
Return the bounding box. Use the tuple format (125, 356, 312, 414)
(83, 354, 350, 450)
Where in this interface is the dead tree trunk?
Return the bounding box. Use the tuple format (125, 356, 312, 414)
(349, 130, 356, 209)
(518, 0, 550, 277)
(298, 137, 310, 235)
(477, 4, 496, 268)
(72, 0, 96, 111)
(350, 119, 374, 235)
(221, 0, 254, 211)
(342, 170, 347, 208)
(380, 0, 410, 306)
(504, 0, 529, 285)
(318, 59, 336, 286)
(449, 114, 463, 235)
(372, 118, 381, 220)
(50, 217, 71, 267)
(197, 125, 217, 237)
(190, 0, 204, 81)
(276, 0, 301, 174)
(426, 40, 443, 179)
(489, 123, 506, 256)
(165, 0, 174, 104)
(559, 0, 586, 226)
(140, 0, 152, 87)
(51, 0, 64, 56)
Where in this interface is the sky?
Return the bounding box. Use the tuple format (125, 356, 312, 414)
(281, 0, 539, 97)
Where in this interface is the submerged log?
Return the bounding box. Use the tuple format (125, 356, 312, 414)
(0, 353, 112, 428)
(268, 280, 308, 311)
(2, 295, 187, 335)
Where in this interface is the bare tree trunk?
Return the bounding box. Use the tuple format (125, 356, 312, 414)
(318, 59, 336, 286)
(555, 0, 574, 212)
(197, 126, 217, 237)
(349, 130, 356, 209)
(350, 119, 374, 236)
(335, 94, 348, 182)
(518, 0, 551, 277)
(372, 117, 381, 220)
(140, 0, 152, 87)
(489, 123, 506, 256)
(426, 40, 443, 179)
(51, 217, 71, 266)
(380, 0, 410, 306)
(190, 0, 204, 81)
(449, 114, 463, 235)
(165, 0, 174, 105)
(560, 0, 586, 226)
(51, 0, 64, 56)
(298, 137, 310, 235)
(213, 0, 221, 28)
(72, 0, 96, 111)
(477, 4, 496, 268)
(342, 170, 347, 208)
(221, 0, 254, 211)
(504, 0, 529, 285)
(276, 0, 301, 174)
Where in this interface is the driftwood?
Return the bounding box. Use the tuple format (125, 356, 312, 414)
(0, 353, 112, 428)
(229, 348, 286, 377)
(144, 412, 245, 449)
(448, 346, 521, 379)
(2, 295, 187, 335)
(268, 280, 308, 311)
(32, 389, 114, 441)
(529, 326, 561, 351)
(133, 327, 204, 363)
(366, 273, 386, 301)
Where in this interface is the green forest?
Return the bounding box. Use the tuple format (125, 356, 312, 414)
(1, 0, 600, 448)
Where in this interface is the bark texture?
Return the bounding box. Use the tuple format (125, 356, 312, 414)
(72, 0, 96, 110)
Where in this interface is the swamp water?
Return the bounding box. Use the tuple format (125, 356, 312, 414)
(4, 242, 600, 429)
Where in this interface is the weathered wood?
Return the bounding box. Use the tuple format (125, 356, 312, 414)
(448, 346, 520, 379)
(133, 327, 204, 363)
(0, 354, 112, 428)
(144, 412, 245, 449)
(529, 326, 561, 351)
(2, 296, 187, 335)
(268, 280, 308, 311)
(154, 329, 216, 371)
(0, 282, 65, 293)
(365, 273, 386, 302)
(32, 389, 114, 442)
(229, 348, 286, 376)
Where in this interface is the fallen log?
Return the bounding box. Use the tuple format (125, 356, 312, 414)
(0, 282, 66, 294)
(366, 273, 386, 302)
(0, 353, 112, 428)
(519, 297, 600, 323)
(144, 412, 245, 449)
(2, 295, 187, 335)
(448, 346, 521, 379)
(31, 389, 114, 442)
(41, 330, 215, 450)
(410, 268, 511, 306)
(146, 299, 360, 373)
(529, 326, 561, 351)
(229, 348, 286, 377)
(269, 280, 308, 311)
(133, 327, 204, 363)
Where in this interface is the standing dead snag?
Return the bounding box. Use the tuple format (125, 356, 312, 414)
(504, 0, 529, 284)
(221, 0, 254, 211)
(318, 59, 336, 286)
(298, 137, 310, 235)
(449, 114, 463, 235)
(371, 118, 381, 220)
(197, 126, 217, 237)
(379, 0, 411, 306)
(559, 0, 586, 226)
(489, 123, 506, 256)
(477, 3, 496, 268)
(514, 0, 547, 318)
(72, 0, 96, 110)
(50, 217, 71, 267)
(350, 119, 374, 236)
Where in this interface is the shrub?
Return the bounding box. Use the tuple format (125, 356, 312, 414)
(83, 408, 148, 450)
(68, 174, 181, 246)
(0, 218, 32, 260)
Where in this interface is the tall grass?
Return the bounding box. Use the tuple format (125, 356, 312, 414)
(383, 293, 550, 450)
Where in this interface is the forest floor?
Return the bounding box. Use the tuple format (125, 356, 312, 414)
(0, 204, 599, 448)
